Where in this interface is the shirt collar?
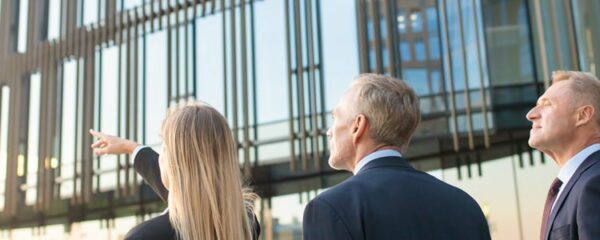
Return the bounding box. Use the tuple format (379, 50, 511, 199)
(353, 149, 402, 175)
(557, 143, 600, 184)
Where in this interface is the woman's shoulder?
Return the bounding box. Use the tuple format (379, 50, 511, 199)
(125, 212, 177, 240)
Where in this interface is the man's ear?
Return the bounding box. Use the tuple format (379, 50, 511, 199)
(352, 114, 368, 144)
(575, 105, 595, 127)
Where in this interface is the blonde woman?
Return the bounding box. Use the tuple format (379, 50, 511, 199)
(90, 103, 260, 240)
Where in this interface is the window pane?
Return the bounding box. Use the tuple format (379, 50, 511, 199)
(60, 59, 78, 199)
(17, 0, 29, 52)
(0, 86, 9, 211)
(414, 39, 425, 61)
(26, 72, 41, 206)
(399, 41, 411, 61)
(83, 0, 98, 26)
(410, 11, 423, 32)
(122, 0, 143, 11)
(145, 31, 168, 146)
(322, 0, 359, 111)
(255, 0, 287, 123)
(573, 0, 600, 76)
(47, 0, 62, 40)
(196, 14, 225, 114)
(95, 47, 119, 192)
(482, 0, 534, 86)
(397, 10, 407, 33)
(404, 68, 429, 95)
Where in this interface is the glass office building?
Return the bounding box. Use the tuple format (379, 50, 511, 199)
(0, 0, 599, 239)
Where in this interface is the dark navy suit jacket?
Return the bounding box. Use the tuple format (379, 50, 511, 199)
(544, 150, 600, 240)
(125, 147, 261, 240)
(303, 156, 491, 240)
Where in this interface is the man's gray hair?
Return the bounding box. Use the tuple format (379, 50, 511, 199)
(351, 73, 421, 151)
(552, 70, 600, 127)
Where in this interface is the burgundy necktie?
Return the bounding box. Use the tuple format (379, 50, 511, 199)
(540, 178, 563, 240)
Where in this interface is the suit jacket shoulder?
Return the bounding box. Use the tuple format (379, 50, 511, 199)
(547, 150, 600, 240)
(303, 157, 490, 240)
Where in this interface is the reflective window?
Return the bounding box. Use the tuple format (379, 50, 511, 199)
(414, 39, 425, 61)
(404, 68, 429, 95)
(47, 0, 62, 40)
(94, 47, 120, 192)
(144, 31, 168, 146)
(17, 0, 29, 52)
(0, 86, 9, 211)
(322, 0, 359, 111)
(572, 0, 600, 76)
(399, 41, 411, 61)
(82, 0, 100, 26)
(252, 0, 292, 163)
(58, 59, 82, 199)
(196, 14, 225, 114)
(121, 0, 144, 11)
(255, 0, 287, 124)
(410, 11, 423, 32)
(25, 73, 41, 206)
(482, 0, 534, 86)
(397, 10, 407, 33)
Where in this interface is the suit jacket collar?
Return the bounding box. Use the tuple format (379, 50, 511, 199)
(544, 149, 600, 240)
(356, 156, 414, 175)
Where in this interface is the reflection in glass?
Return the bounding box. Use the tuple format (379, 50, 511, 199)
(410, 11, 423, 32)
(26, 73, 41, 206)
(397, 10, 406, 33)
(0, 86, 9, 211)
(145, 31, 168, 146)
(530, 0, 577, 76)
(82, 0, 98, 26)
(482, 0, 534, 86)
(404, 68, 429, 95)
(60, 60, 79, 199)
(195, 13, 225, 114)
(322, 0, 359, 111)
(122, 0, 144, 11)
(572, 0, 600, 76)
(400, 41, 410, 61)
(395, 0, 445, 121)
(414, 39, 425, 61)
(17, 0, 29, 52)
(47, 0, 62, 40)
(96, 47, 119, 191)
(255, 0, 288, 124)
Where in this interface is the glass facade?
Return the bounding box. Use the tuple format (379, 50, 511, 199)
(0, 0, 598, 239)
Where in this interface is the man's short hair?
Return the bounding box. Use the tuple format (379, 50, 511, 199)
(552, 70, 600, 127)
(351, 74, 421, 151)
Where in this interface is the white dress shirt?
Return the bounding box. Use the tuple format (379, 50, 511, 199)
(553, 143, 600, 209)
(353, 149, 402, 175)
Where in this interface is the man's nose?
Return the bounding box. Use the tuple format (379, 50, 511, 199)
(526, 106, 539, 121)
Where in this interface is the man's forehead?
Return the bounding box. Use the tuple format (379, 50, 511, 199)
(538, 82, 575, 104)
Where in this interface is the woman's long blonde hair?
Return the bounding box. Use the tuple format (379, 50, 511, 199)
(161, 102, 256, 240)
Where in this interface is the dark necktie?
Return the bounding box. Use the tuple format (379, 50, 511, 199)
(540, 178, 563, 240)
